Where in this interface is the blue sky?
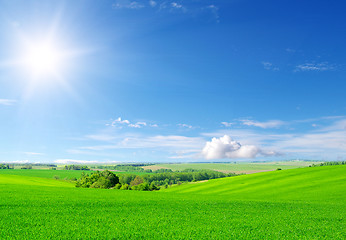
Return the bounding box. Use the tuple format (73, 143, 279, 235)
(0, 0, 345, 164)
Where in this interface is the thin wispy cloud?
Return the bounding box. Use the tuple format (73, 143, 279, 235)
(81, 135, 204, 151)
(205, 5, 219, 22)
(54, 159, 98, 164)
(129, 122, 147, 128)
(149, 0, 157, 7)
(294, 62, 336, 72)
(112, 0, 145, 9)
(107, 117, 154, 129)
(24, 152, 43, 156)
(221, 122, 233, 127)
(0, 99, 17, 106)
(262, 62, 279, 71)
(86, 134, 116, 141)
(178, 123, 194, 129)
(112, 0, 220, 22)
(240, 119, 285, 129)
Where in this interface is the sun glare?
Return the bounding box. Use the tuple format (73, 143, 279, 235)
(23, 42, 62, 76)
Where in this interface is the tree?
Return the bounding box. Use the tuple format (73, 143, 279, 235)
(130, 175, 144, 186)
(75, 170, 119, 189)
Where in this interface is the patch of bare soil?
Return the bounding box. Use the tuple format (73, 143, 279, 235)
(190, 180, 209, 184)
(141, 166, 170, 171)
(234, 169, 275, 174)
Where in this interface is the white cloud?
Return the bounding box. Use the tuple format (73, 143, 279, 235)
(205, 4, 219, 23)
(80, 135, 204, 152)
(24, 152, 43, 156)
(240, 119, 285, 128)
(171, 2, 183, 9)
(129, 122, 147, 128)
(54, 159, 98, 164)
(107, 117, 153, 129)
(112, 0, 145, 9)
(149, 0, 156, 7)
(5, 160, 30, 164)
(221, 122, 233, 127)
(295, 62, 335, 72)
(202, 135, 261, 160)
(0, 99, 17, 106)
(262, 62, 279, 71)
(178, 123, 193, 129)
(203, 117, 346, 159)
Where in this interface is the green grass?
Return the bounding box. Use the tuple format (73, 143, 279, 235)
(164, 165, 346, 202)
(146, 161, 320, 173)
(0, 165, 344, 239)
(0, 169, 91, 179)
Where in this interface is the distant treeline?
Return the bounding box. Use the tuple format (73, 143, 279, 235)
(64, 165, 90, 170)
(118, 170, 237, 187)
(312, 161, 346, 167)
(0, 164, 12, 169)
(1, 163, 57, 167)
(75, 169, 237, 191)
(96, 165, 152, 173)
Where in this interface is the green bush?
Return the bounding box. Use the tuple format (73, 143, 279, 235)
(76, 170, 119, 189)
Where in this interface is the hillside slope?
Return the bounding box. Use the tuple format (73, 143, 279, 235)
(0, 174, 74, 188)
(164, 165, 346, 202)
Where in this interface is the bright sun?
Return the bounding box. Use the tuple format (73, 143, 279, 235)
(23, 42, 62, 76)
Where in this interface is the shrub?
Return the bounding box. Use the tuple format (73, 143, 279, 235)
(76, 170, 119, 189)
(120, 183, 129, 190)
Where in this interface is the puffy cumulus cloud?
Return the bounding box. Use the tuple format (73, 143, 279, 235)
(202, 135, 278, 160)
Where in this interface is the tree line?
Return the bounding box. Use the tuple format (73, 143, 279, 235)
(0, 164, 12, 169)
(64, 165, 90, 170)
(312, 161, 346, 167)
(75, 169, 238, 191)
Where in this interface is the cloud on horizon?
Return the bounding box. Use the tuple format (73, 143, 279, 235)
(202, 135, 278, 160)
(0, 99, 17, 106)
(55, 159, 98, 164)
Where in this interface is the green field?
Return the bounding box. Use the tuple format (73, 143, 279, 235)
(0, 165, 345, 239)
(144, 161, 321, 173)
(0, 169, 91, 179)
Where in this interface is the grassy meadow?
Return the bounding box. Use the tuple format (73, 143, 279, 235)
(0, 169, 90, 180)
(0, 165, 345, 239)
(143, 160, 321, 173)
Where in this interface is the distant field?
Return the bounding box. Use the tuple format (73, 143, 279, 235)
(0, 165, 344, 239)
(142, 161, 321, 173)
(164, 165, 346, 202)
(0, 169, 91, 179)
